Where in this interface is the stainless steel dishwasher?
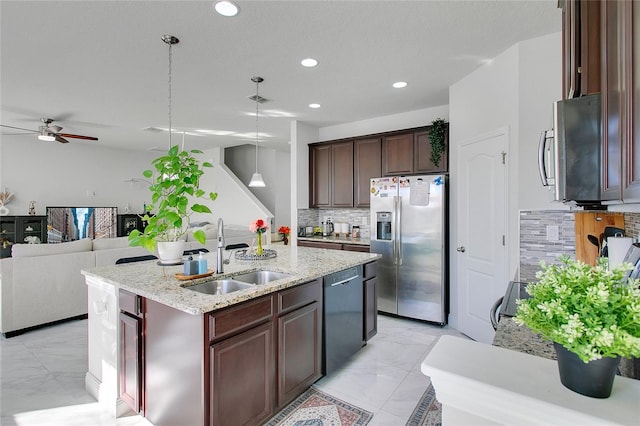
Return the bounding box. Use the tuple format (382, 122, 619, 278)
(323, 265, 363, 375)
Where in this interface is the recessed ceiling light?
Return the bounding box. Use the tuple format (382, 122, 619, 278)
(213, 1, 239, 17)
(309, 103, 321, 109)
(301, 58, 318, 68)
(393, 81, 408, 89)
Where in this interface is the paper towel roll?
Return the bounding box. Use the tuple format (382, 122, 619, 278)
(608, 237, 633, 269)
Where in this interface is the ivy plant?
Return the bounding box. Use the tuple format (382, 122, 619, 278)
(428, 118, 448, 166)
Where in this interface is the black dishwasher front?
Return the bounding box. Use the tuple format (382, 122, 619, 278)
(323, 266, 364, 375)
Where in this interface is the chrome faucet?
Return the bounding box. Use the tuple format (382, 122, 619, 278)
(216, 218, 225, 273)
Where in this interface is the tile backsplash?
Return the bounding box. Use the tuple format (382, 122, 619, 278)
(297, 208, 370, 238)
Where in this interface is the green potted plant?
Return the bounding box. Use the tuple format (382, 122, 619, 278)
(128, 145, 218, 263)
(428, 118, 447, 167)
(514, 256, 640, 398)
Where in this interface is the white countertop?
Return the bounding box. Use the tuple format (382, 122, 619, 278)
(422, 336, 640, 425)
(82, 245, 379, 315)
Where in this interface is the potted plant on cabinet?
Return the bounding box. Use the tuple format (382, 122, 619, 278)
(128, 145, 218, 263)
(428, 118, 447, 167)
(514, 256, 640, 398)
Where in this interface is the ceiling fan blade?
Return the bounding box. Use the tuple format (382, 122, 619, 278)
(55, 135, 70, 144)
(58, 133, 98, 141)
(46, 125, 63, 133)
(0, 124, 37, 133)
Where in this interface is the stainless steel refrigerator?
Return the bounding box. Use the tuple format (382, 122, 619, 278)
(370, 175, 447, 324)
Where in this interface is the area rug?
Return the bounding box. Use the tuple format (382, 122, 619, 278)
(405, 383, 442, 426)
(266, 387, 373, 426)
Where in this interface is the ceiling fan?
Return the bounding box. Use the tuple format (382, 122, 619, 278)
(0, 118, 98, 144)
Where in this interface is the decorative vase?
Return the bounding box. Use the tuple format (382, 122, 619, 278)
(0, 205, 9, 216)
(283, 236, 289, 245)
(157, 240, 186, 264)
(553, 343, 620, 398)
(256, 233, 264, 255)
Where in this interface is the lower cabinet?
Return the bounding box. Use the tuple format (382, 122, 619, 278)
(119, 290, 143, 415)
(210, 321, 275, 426)
(298, 239, 370, 253)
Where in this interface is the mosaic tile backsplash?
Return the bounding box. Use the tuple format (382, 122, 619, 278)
(297, 208, 371, 239)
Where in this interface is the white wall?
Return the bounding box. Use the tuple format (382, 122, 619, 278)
(448, 32, 562, 329)
(318, 105, 449, 142)
(0, 136, 157, 215)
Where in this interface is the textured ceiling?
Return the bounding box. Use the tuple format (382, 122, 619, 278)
(0, 0, 561, 152)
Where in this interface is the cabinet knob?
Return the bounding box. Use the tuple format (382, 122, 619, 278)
(456, 246, 466, 253)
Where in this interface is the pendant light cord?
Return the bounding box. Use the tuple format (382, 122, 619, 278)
(255, 78, 260, 173)
(168, 40, 173, 149)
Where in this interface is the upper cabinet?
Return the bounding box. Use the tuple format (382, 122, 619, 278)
(309, 125, 448, 208)
(561, 0, 601, 99)
(601, 0, 639, 202)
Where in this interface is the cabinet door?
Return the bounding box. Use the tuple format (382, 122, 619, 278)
(0, 217, 16, 258)
(354, 138, 381, 207)
(561, 0, 580, 99)
(331, 141, 354, 207)
(310, 144, 331, 207)
(414, 130, 448, 173)
(364, 277, 378, 341)
(622, 0, 640, 201)
(343, 244, 370, 253)
(579, 0, 601, 96)
(601, 0, 624, 201)
(383, 133, 414, 176)
(19, 216, 47, 244)
(210, 322, 275, 426)
(277, 302, 321, 407)
(119, 312, 142, 413)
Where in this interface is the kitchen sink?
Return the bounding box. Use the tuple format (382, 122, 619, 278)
(185, 279, 254, 295)
(232, 270, 293, 285)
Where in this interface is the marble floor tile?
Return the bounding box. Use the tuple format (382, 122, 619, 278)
(0, 314, 467, 425)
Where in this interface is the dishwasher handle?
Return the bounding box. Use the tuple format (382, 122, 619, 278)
(329, 275, 360, 287)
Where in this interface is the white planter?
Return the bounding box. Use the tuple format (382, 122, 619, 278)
(157, 240, 186, 264)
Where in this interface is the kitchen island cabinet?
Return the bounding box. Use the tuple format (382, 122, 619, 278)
(83, 246, 378, 425)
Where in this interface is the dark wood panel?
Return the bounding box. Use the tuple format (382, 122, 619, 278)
(297, 240, 343, 250)
(363, 261, 378, 279)
(414, 129, 448, 173)
(277, 279, 322, 315)
(119, 289, 141, 317)
(208, 296, 274, 343)
(364, 277, 378, 341)
(343, 244, 370, 253)
(580, 0, 601, 95)
(354, 138, 381, 208)
(119, 312, 141, 414)
(382, 133, 414, 175)
(622, 0, 640, 201)
(310, 144, 331, 207)
(210, 321, 275, 426)
(277, 302, 322, 407)
(331, 141, 354, 207)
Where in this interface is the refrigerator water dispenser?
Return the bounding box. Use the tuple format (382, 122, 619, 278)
(376, 212, 392, 240)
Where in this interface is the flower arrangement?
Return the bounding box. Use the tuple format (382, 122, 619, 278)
(514, 255, 640, 362)
(278, 226, 291, 245)
(0, 189, 15, 206)
(250, 218, 269, 254)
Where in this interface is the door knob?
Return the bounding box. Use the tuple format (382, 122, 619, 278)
(456, 246, 466, 252)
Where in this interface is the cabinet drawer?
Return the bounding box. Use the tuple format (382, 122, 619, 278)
(208, 295, 274, 342)
(297, 240, 343, 250)
(364, 261, 378, 279)
(119, 289, 142, 316)
(277, 279, 322, 315)
(343, 244, 370, 253)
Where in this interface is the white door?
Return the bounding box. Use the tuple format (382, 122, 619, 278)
(457, 128, 508, 343)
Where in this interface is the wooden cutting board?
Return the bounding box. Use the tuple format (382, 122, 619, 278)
(575, 212, 624, 266)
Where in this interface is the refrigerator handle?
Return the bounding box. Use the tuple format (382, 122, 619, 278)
(394, 196, 402, 265)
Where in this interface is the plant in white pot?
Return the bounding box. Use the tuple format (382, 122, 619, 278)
(514, 256, 640, 398)
(128, 145, 218, 263)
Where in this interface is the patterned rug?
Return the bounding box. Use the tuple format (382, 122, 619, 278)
(405, 383, 442, 426)
(266, 387, 373, 426)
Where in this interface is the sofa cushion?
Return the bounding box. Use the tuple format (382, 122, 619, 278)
(92, 236, 130, 251)
(11, 238, 93, 258)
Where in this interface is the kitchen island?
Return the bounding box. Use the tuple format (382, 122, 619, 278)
(82, 245, 379, 426)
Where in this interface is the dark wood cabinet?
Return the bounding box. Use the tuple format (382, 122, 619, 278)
(414, 129, 448, 174)
(601, 0, 639, 202)
(383, 133, 414, 176)
(210, 321, 275, 426)
(297, 240, 370, 253)
(354, 138, 381, 208)
(276, 279, 322, 407)
(0, 216, 47, 258)
(561, 0, 601, 99)
(119, 290, 144, 414)
(310, 141, 354, 208)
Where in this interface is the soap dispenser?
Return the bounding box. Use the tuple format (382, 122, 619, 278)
(183, 256, 198, 276)
(197, 251, 208, 274)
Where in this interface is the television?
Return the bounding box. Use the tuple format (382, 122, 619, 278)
(46, 207, 118, 243)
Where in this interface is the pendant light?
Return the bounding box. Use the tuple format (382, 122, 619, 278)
(161, 34, 179, 148)
(248, 76, 266, 188)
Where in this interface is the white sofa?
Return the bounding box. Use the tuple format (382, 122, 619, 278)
(0, 224, 253, 336)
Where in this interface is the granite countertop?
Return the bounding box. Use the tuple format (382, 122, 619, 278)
(492, 317, 556, 360)
(82, 245, 380, 316)
(297, 235, 370, 246)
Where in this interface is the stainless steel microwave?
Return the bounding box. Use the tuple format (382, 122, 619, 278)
(538, 94, 602, 205)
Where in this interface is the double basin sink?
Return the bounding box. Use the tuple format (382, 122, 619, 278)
(185, 270, 292, 295)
